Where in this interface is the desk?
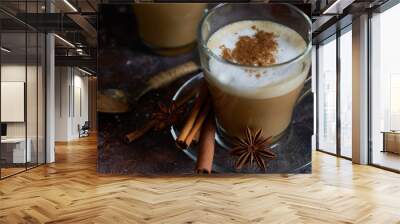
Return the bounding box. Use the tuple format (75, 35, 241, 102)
(1, 138, 31, 163)
(382, 131, 400, 154)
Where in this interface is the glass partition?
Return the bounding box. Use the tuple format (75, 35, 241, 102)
(1, 31, 28, 177)
(0, 1, 46, 179)
(27, 30, 38, 169)
(38, 32, 45, 165)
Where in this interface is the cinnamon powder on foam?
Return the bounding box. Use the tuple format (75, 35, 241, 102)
(220, 25, 278, 67)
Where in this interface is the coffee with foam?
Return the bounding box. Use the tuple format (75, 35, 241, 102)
(202, 20, 311, 139)
(205, 20, 310, 99)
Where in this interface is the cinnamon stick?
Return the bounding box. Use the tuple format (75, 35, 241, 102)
(176, 85, 208, 147)
(192, 129, 201, 144)
(196, 115, 216, 174)
(135, 61, 200, 101)
(148, 61, 199, 90)
(182, 100, 211, 149)
(124, 120, 157, 143)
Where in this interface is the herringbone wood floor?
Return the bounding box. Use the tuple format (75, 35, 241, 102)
(1, 135, 400, 224)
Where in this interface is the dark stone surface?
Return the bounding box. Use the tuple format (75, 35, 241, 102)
(97, 4, 313, 175)
(97, 4, 198, 175)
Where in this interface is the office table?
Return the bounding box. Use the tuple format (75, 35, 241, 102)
(1, 138, 31, 163)
(381, 131, 400, 154)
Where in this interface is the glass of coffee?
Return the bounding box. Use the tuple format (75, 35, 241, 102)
(133, 3, 207, 56)
(198, 3, 311, 145)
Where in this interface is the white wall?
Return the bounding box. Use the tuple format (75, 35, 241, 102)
(55, 67, 89, 141)
(1, 65, 26, 138)
(72, 73, 89, 138)
(1, 82, 25, 122)
(55, 66, 70, 141)
(1, 65, 40, 138)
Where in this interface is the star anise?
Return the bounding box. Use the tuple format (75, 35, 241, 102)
(152, 101, 184, 131)
(230, 128, 276, 172)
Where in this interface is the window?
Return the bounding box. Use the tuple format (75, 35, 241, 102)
(317, 36, 337, 154)
(340, 28, 352, 158)
(317, 26, 353, 159)
(370, 2, 400, 171)
(390, 74, 400, 130)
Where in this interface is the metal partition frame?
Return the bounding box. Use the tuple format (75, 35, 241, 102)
(0, 1, 47, 180)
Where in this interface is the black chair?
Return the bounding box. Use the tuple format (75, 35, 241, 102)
(78, 121, 90, 138)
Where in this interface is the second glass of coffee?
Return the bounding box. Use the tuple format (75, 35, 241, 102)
(198, 3, 312, 145)
(134, 3, 207, 56)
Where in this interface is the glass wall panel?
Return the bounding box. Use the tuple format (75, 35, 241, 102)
(27, 30, 38, 169)
(318, 37, 337, 154)
(38, 0, 46, 165)
(1, 30, 28, 177)
(371, 3, 400, 171)
(26, 0, 42, 169)
(0, 1, 46, 179)
(38, 32, 45, 165)
(339, 29, 352, 158)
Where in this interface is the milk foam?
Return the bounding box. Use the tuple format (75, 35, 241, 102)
(205, 20, 310, 99)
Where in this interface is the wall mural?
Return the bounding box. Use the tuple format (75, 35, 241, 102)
(97, 3, 313, 175)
